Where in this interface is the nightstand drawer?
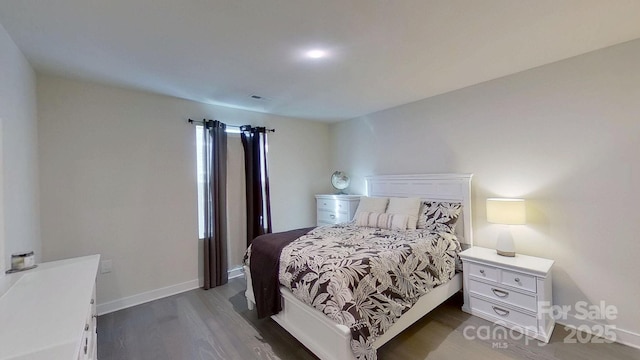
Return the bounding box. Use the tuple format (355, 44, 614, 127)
(315, 195, 360, 227)
(501, 269, 536, 292)
(460, 247, 555, 343)
(317, 209, 350, 223)
(468, 279, 537, 312)
(317, 220, 335, 226)
(317, 199, 350, 212)
(469, 263, 499, 282)
(469, 296, 537, 330)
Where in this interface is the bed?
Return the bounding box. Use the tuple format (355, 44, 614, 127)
(244, 173, 473, 360)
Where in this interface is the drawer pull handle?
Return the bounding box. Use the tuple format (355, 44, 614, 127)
(84, 338, 88, 354)
(479, 269, 485, 275)
(492, 306, 510, 317)
(329, 214, 336, 219)
(90, 299, 94, 305)
(85, 324, 89, 331)
(514, 277, 521, 283)
(491, 288, 509, 298)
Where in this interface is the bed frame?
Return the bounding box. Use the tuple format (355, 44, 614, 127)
(244, 173, 473, 359)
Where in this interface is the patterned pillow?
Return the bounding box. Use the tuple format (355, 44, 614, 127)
(355, 211, 410, 230)
(417, 201, 462, 233)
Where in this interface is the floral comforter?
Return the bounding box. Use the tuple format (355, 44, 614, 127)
(278, 223, 461, 360)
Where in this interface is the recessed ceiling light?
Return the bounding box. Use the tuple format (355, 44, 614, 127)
(305, 49, 328, 59)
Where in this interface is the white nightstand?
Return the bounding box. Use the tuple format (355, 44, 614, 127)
(315, 194, 360, 226)
(460, 246, 555, 342)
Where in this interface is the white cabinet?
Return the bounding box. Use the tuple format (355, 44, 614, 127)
(460, 247, 554, 342)
(0, 255, 100, 360)
(315, 194, 360, 226)
(79, 284, 98, 360)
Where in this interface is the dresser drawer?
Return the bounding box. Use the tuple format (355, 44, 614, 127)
(468, 263, 499, 282)
(469, 296, 538, 330)
(468, 279, 537, 312)
(501, 269, 536, 293)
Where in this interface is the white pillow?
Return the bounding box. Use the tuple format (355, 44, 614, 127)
(386, 197, 421, 230)
(354, 211, 410, 230)
(354, 197, 389, 217)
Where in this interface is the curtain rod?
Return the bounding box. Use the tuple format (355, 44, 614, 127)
(188, 119, 275, 133)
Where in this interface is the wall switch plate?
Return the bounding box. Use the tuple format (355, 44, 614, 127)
(101, 259, 113, 274)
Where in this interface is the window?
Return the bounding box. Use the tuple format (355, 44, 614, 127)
(196, 124, 242, 239)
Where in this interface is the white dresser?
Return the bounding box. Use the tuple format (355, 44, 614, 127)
(315, 194, 360, 226)
(0, 255, 100, 360)
(460, 247, 555, 342)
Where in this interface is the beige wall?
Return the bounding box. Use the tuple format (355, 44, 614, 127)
(0, 22, 40, 276)
(331, 39, 640, 345)
(37, 75, 332, 306)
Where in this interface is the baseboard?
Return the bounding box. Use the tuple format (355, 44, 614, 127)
(97, 267, 245, 316)
(228, 265, 244, 280)
(97, 279, 200, 315)
(556, 311, 640, 350)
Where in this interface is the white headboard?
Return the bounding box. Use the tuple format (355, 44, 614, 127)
(365, 173, 473, 246)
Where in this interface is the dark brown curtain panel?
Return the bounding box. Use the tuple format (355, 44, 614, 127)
(203, 120, 228, 289)
(240, 126, 272, 247)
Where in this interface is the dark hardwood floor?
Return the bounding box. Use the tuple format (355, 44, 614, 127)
(98, 277, 640, 360)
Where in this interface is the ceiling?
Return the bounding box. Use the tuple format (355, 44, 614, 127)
(2, 1, 640, 121)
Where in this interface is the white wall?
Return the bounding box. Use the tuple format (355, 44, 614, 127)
(37, 75, 331, 308)
(0, 22, 40, 276)
(331, 39, 640, 347)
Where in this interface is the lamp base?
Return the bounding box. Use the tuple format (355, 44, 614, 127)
(496, 249, 516, 257)
(496, 229, 516, 257)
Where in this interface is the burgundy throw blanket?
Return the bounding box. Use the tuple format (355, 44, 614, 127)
(249, 227, 314, 318)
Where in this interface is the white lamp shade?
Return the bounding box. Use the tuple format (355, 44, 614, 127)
(486, 198, 526, 225)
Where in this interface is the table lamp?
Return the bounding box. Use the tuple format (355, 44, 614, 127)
(486, 198, 526, 257)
